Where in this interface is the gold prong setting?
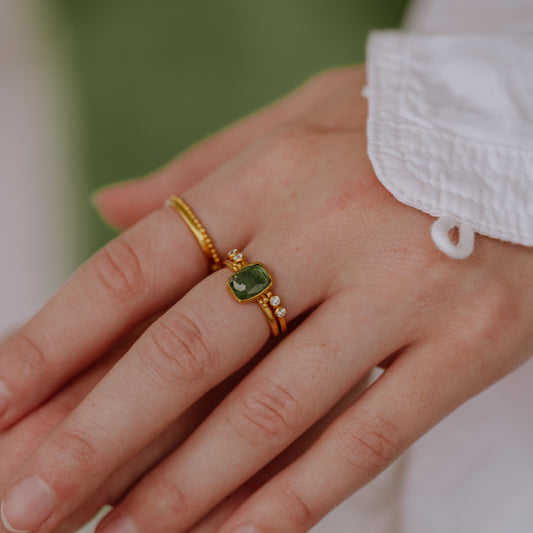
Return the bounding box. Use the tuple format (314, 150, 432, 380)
(270, 295, 281, 306)
(224, 249, 287, 337)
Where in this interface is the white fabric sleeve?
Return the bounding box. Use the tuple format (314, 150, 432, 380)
(405, 0, 533, 33)
(365, 31, 533, 257)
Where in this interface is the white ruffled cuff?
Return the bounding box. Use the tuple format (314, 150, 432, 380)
(365, 31, 533, 258)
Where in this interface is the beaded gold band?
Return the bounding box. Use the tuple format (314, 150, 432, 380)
(224, 249, 287, 337)
(165, 195, 222, 272)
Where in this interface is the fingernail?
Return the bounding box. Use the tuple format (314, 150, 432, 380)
(89, 177, 140, 211)
(89, 192, 122, 232)
(97, 512, 140, 533)
(89, 191, 104, 212)
(1, 477, 56, 533)
(232, 525, 262, 533)
(0, 379, 11, 417)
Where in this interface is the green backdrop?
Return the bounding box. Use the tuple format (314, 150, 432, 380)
(51, 0, 408, 258)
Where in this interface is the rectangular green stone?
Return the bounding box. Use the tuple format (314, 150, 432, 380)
(227, 263, 273, 302)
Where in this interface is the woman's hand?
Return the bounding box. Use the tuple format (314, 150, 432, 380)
(1, 65, 533, 533)
(0, 67, 363, 533)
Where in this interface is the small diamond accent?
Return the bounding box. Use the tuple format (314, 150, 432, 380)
(233, 253, 244, 262)
(275, 307, 286, 318)
(228, 248, 239, 257)
(270, 295, 281, 307)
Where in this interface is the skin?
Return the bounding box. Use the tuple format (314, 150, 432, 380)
(1, 65, 533, 533)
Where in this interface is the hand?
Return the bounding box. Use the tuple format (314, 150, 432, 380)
(0, 66, 363, 533)
(1, 65, 533, 533)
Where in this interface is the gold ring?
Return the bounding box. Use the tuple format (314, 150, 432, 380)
(165, 195, 222, 272)
(224, 249, 287, 337)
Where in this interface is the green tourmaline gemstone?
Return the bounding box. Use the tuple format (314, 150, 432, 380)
(228, 263, 272, 302)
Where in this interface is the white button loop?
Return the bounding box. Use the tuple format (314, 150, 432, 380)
(431, 216, 475, 259)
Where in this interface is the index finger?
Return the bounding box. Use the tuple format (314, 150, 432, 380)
(94, 67, 361, 229)
(0, 182, 251, 430)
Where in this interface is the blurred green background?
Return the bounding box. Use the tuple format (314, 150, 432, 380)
(51, 0, 408, 258)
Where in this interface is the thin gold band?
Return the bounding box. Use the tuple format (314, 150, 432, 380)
(165, 195, 222, 272)
(224, 249, 287, 337)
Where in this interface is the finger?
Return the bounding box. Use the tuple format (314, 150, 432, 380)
(0, 320, 155, 482)
(186, 488, 253, 533)
(142, 329, 317, 533)
(0, 320, 242, 533)
(216, 339, 490, 533)
(12, 320, 244, 533)
(54, 350, 257, 533)
(187, 370, 374, 533)
(0, 234, 327, 533)
(0, 174, 253, 430)
(50, 399, 209, 533)
(0, 360, 109, 487)
(94, 294, 408, 533)
(53, 401, 212, 533)
(93, 67, 362, 230)
(0, 329, 140, 521)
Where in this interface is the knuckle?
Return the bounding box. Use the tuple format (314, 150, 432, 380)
(91, 237, 146, 306)
(448, 277, 517, 353)
(473, 279, 517, 342)
(144, 310, 218, 387)
(53, 426, 104, 476)
(11, 331, 48, 374)
(277, 481, 316, 529)
(253, 121, 323, 175)
(152, 473, 191, 519)
(231, 378, 304, 447)
(273, 121, 324, 157)
(443, 277, 523, 377)
(335, 411, 402, 475)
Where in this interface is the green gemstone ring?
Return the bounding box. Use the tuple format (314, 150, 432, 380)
(224, 249, 287, 337)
